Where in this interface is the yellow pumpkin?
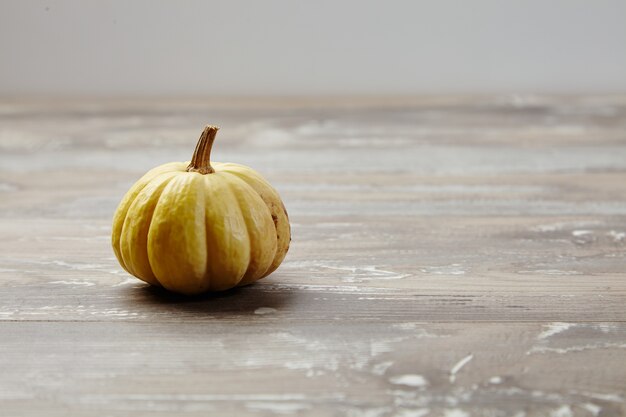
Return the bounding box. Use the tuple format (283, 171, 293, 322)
(111, 125, 290, 295)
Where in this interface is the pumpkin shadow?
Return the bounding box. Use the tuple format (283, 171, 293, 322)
(124, 277, 297, 317)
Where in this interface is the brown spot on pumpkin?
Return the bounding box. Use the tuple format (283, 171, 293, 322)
(281, 202, 289, 220)
(271, 213, 278, 227)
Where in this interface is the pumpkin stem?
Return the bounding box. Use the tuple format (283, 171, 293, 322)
(187, 125, 219, 174)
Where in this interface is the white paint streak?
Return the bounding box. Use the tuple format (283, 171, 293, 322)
(370, 340, 395, 356)
(443, 409, 470, 417)
(245, 401, 311, 414)
(572, 230, 593, 237)
(607, 230, 625, 242)
(533, 223, 562, 232)
(90, 308, 138, 317)
(577, 392, 624, 403)
(283, 261, 410, 282)
(389, 374, 429, 388)
(518, 269, 582, 275)
(42, 260, 108, 270)
(420, 264, 466, 275)
(538, 322, 576, 340)
(50, 280, 96, 287)
(327, 265, 410, 282)
(358, 297, 415, 301)
(550, 405, 573, 417)
(582, 403, 602, 416)
(495, 387, 526, 397)
(112, 277, 138, 287)
(593, 323, 616, 333)
(531, 220, 602, 233)
(449, 354, 474, 383)
(528, 342, 626, 354)
(392, 322, 419, 330)
(283, 360, 321, 378)
(390, 324, 444, 339)
(346, 407, 392, 417)
(489, 376, 503, 384)
(372, 361, 394, 376)
(254, 307, 277, 315)
(263, 283, 394, 294)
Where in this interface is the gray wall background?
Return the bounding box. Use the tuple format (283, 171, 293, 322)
(1, 0, 625, 96)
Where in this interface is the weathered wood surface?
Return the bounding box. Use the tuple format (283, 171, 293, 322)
(0, 96, 625, 416)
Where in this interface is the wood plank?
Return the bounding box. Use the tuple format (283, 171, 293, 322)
(1, 321, 624, 416)
(0, 96, 625, 416)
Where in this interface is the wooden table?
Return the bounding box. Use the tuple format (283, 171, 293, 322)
(1, 96, 625, 417)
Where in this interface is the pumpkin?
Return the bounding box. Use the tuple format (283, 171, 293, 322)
(111, 125, 290, 295)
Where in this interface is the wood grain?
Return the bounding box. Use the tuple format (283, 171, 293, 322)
(0, 96, 625, 416)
